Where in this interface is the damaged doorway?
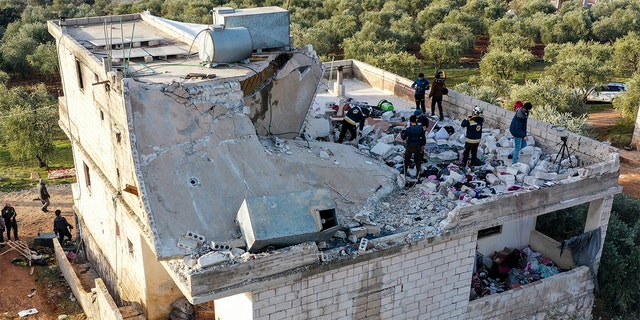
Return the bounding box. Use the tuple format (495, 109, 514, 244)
(211, 292, 253, 320)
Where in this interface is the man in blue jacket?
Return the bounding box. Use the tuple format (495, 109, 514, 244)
(411, 73, 430, 113)
(509, 102, 533, 164)
(461, 106, 484, 167)
(401, 115, 426, 179)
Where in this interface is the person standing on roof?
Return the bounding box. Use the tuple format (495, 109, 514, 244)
(509, 102, 533, 164)
(53, 209, 74, 244)
(428, 71, 447, 121)
(38, 178, 51, 213)
(2, 202, 18, 241)
(411, 73, 430, 113)
(337, 104, 372, 144)
(401, 115, 426, 179)
(461, 106, 485, 167)
(413, 109, 430, 132)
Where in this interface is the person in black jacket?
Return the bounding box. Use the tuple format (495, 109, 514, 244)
(2, 202, 18, 241)
(413, 109, 430, 132)
(401, 115, 426, 178)
(428, 71, 447, 121)
(461, 106, 485, 167)
(411, 73, 430, 113)
(38, 179, 51, 212)
(53, 209, 74, 244)
(337, 105, 372, 144)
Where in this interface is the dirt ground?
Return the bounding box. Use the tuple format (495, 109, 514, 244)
(587, 108, 640, 198)
(0, 185, 84, 319)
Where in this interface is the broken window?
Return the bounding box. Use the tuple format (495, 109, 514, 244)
(319, 208, 337, 230)
(535, 204, 588, 242)
(478, 225, 502, 239)
(83, 162, 91, 188)
(75, 59, 84, 90)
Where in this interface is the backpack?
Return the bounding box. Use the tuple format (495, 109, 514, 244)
(377, 99, 394, 111)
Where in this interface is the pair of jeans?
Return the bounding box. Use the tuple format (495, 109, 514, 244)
(512, 137, 527, 163)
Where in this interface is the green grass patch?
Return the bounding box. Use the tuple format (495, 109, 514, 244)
(586, 102, 614, 113)
(0, 138, 75, 192)
(606, 117, 634, 147)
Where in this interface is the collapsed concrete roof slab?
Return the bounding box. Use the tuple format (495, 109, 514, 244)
(127, 78, 398, 258)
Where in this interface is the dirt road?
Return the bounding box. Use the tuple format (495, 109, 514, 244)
(0, 185, 83, 319)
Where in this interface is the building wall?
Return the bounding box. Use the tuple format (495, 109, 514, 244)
(476, 217, 536, 257)
(53, 25, 180, 318)
(250, 232, 596, 320)
(466, 266, 594, 319)
(252, 233, 478, 320)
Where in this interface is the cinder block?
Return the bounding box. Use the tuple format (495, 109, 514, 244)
(524, 175, 544, 186)
(505, 166, 519, 175)
(448, 170, 464, 183)
(371, 142, 394, 158)
(535, 171, 558, 180)
(350, 227, 368, 238)
(197, 251, 230, 268)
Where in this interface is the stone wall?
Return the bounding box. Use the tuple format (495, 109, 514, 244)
(252, 233, 477, 320)
(322, 60, 620, 171)
(54, 237, 126, 320)
(466, 266, 594, 319)
(250, 232, 596, 320)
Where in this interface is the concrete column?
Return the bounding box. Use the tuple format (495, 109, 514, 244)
(332, 66, 345, 97)
(141, 237, 183, 319)
(632, 101, 640, 150)
(584, 195, 614, 273)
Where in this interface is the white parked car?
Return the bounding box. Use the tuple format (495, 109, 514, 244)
(585, 82, 627, 103)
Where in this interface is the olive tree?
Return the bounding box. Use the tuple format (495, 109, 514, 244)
(509, 77, 586, 115)
(479, 48, 534, 81)
(613, 71, 640, 120)
(0, 84, 60, 167)
(420, 22, 475, 71)
(0, 21, 52, 75)
(612, 31, 640, 73)
(544, 41, 613, 98)
(592, 8, 640, 44)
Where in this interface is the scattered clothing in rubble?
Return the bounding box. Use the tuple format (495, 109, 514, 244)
(470, 246, 562, 300)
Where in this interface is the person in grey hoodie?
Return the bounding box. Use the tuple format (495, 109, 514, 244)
(38, 178, 51, 212)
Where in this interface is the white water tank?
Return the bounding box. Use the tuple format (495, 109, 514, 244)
(197, 26, 252, 64)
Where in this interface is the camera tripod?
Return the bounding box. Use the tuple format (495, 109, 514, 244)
(554, 137, 575, 172)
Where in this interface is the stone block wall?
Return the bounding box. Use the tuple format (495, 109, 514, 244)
(252, 233, 478, 320)
(251, 231, 596, 320)
(323, 60, 620, 171)
(466, 266, 594, 319)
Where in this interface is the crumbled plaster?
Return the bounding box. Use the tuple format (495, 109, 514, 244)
(165, 108, 593, 280)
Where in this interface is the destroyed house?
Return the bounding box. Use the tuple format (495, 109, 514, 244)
(48, 8, 620, 320)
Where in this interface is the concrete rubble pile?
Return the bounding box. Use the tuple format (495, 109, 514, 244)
(170, 105, 588, 273)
